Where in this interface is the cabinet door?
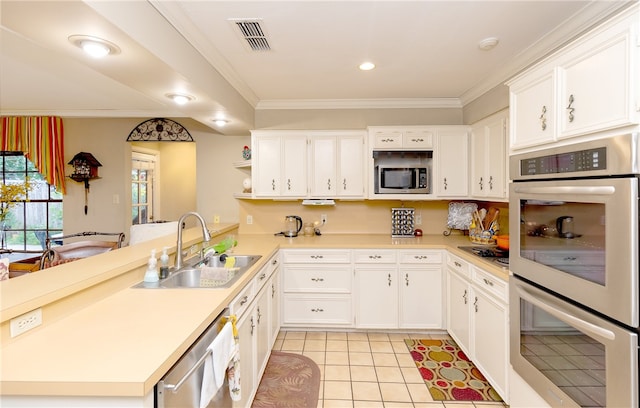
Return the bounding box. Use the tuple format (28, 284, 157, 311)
(281, 135, 308, 197)
(337, 134, 365, 197)
(436, 129, 468, 197)
(472, 288, 509, 401)
(399, 266, 443, 329)
(311, 136, 337, 197)
(484, 118, 506, 199)
(446, 269, 471, 354)
(509, 68, 556, 150)
(355, 267, 398, 328)
(269, 269, 280, 347)
(255, 284, 271, 378)
(234, 309, 256, 408)
(253, 135, 281, 197)
(558, 26, 636, 138)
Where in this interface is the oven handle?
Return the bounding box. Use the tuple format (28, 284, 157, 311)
(516, 283, 615, 341)
(512, 185, 615, 195)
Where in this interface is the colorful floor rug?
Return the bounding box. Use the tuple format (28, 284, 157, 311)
(252, 351, 321, 408)
(405, 339, 503, 402)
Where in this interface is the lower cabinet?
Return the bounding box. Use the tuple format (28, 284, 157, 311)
(446, 252, 509, 403)
(230, 253, 280, 408)
(355, 250, 444, 329)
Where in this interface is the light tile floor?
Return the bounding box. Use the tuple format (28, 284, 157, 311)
(271, 331, 509, 408)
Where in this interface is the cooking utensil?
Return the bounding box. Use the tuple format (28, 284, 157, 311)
(495, 235, 509, 250)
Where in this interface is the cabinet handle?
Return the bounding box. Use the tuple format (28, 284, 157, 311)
(240, 295, 249, 306)
(343, 178, 347, 190)
(539, 105, 547, 131)
(311, 277, 324, 282)
(405, 273, 409, 286)
(454, 261, 462, 268)
(474, 297, 479, 313)
(327, 178, 332, 191)
(483, 278, 494, 287)
(257, 307, 262, 324)
(259, 273, 266, 281)
(563, 256, 577, 261)
(368, 254, 382, 259)
(310, 255, 324, 259)
(488, 176, 493, 191)
(443, 177, 448, 190)
(271, 259, 278, 266)
(566, 94, 575, 123)
(388, 273, 392, 286)
(414, 255, 429, 260)
(478, 176, 483, 190)
(271, 179, 276, 191)
(410, 138, 424, 143)
(463, 289, 468, 304)
(271, 283, 275, 298)
(287, 178, 292, 190)
(311, 308, 324, 312)
(250, 316, 255, 335)
(381, 138, 394, 143)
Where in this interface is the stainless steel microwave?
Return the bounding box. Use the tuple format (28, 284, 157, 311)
(375, 165, 429, 194)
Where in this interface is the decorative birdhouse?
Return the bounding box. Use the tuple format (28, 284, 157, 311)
(68, 152, 102, 214)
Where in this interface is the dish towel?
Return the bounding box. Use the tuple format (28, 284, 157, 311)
(220, 315, 241, 401)
(199, 320, 237, 408)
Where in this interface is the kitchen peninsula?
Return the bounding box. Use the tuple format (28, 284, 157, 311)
(0, 226, 508, 407)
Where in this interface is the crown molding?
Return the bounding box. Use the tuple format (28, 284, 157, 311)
(255, 98, 462, 110)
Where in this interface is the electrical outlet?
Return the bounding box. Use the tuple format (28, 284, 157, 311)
(213, 215, 220, 224)
(246, 215, 253, 225)
(10, 308, 42, 337)
(415, 214, 422, 225)
(321, 214, 328, 225)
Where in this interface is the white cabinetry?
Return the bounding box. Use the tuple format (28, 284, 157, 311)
(508, 7, 639, 151)
(434, 127, 469, 197)
(369, 127, 435, 149)
(281, 249, 353, 328)
(310, 131, 366, 198)
(252, 131, 307, 197)
(445, 252, 509, 403)
(355, 249, 443, 329)
(230, 254, 280, 408)
(470, 110, 508, 200)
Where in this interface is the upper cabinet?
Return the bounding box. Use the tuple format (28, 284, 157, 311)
(370, 128, 435, 150)
(508, 6, 639, 152)
(470, 110, 508, 200)
(251, 130, 366, 199)
(434, 127, 470, 197)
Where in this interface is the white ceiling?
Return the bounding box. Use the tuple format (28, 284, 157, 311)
(0, 1, 633, 134)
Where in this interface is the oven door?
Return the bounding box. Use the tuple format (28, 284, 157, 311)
(510, 277, 638, 407)
(509, 177, 639, 327)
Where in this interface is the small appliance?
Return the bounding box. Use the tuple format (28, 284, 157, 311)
(283, 215, 302, 237)
(375, 165, 428, 194)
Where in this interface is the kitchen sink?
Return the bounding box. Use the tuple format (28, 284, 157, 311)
(133, 255, 261, 289)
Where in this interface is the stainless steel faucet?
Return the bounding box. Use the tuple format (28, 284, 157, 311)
(175, 212, 212, 269)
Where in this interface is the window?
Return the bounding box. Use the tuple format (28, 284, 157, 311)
(0, 152, 63, 252)
(131, 151, 157, 225)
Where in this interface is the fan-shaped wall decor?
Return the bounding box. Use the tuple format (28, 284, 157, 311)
(126, 118, 193, 142)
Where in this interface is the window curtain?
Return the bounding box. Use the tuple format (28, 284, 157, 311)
(0, 116, 66, 194)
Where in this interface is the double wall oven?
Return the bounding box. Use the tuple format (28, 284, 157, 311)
(509, 133, 639, 407)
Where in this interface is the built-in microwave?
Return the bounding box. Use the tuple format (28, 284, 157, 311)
(375, 165, 429, 194)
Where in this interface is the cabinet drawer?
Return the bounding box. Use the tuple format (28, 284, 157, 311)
(373, 132, 402, 148)
(282, 249, 351, 264)
(283, 266, 352, 293)
(472, 266, 507, 301)
(282, 295, 352, 326)
(353, 249, 397, 264)
(403, 130, 434, 148)
(447, 252, 470, 279)
(229, 280, 256, 318)
(399, 250, 442, 264)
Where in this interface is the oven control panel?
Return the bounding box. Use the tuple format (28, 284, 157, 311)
(520, 147, 607, 176)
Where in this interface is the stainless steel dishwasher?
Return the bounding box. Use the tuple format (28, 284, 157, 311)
(156, 308, 234, 408)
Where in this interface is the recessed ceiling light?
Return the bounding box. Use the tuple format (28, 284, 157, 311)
(68, 35, 120, 58)
(478, 37, 499, 51)
(359, 62, 376, 71)
(213, 119, 228, 126)
(165, 93, 194, 105)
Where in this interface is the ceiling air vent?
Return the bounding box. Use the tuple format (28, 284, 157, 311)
(231, 19, 271, 51)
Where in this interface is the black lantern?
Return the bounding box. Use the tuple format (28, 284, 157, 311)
(68, 152, 102, 214)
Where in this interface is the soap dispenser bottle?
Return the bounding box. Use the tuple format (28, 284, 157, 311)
(143, 249, 159, 283)
(159, 247, 170, 279)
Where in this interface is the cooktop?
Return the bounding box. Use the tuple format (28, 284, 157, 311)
(458, 246, 509, 267)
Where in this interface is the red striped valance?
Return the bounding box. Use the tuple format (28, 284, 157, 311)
(0, 116, 66, 194)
